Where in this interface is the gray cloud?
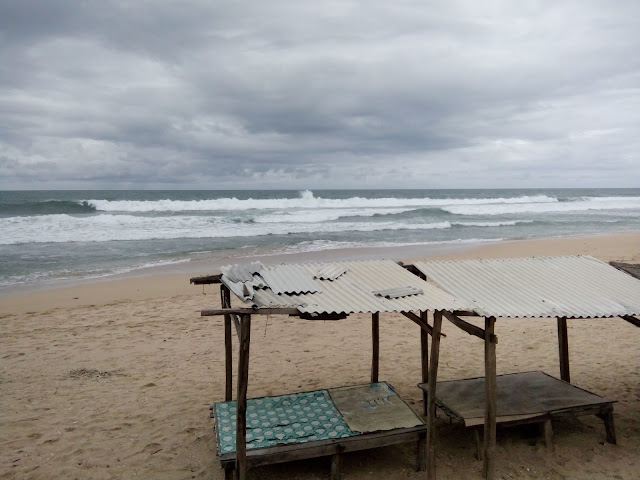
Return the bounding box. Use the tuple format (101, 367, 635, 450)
(1, 1, 639, 189)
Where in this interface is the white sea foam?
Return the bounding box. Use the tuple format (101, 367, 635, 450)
(0, 214, 453, 245)
(445, 196, 640, 215)
(86, 192, 560, 212)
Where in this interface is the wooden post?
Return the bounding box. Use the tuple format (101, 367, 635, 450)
(221, 285, 233, 401)
(482, 317, 497, 480)
(371, 312, 379, 383)
(557, 317, 570, 383)
(420, 310, 429, 415)
(331, 445, 344, 480)
(235, 314, 251, 480)
(427, 310, 443, 480)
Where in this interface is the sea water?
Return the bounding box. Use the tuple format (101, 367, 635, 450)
(1, 188, 638, 293)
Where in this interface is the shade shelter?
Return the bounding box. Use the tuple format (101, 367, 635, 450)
(411, 255, 640, 480)
(192, 259, 471, 480)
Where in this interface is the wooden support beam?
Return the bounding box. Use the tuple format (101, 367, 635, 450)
(621, 314, 640, 328)
(299, 312, 348, 321)
(426, 310, 443, 480)
(201, 307, 300, 316)
(482, 316, 497, 480)
(235, 314, 251, 480)
(190, 273, 223, 284)
(420, 310, 429, 416)
(371, 313, 379, 384)
(221, 285, 233, 401)
(453, 310, 481, 317)
(442, 311, 498, 344)
(399, 262, 427, 280)
(331, 445, 344, 480)
(401, 311, 434, 336)
(557, 317, 570, 383)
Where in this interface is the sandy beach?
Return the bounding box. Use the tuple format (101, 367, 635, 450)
(1, 232, 640, 480)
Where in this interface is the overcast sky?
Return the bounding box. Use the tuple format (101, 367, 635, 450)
(1, 1, 639, 190)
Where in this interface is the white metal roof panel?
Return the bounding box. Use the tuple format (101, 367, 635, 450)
(413, 255, 640, 319)
(221, 259, 471, 315)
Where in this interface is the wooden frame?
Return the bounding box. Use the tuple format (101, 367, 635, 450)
(205, 284, 436, 480)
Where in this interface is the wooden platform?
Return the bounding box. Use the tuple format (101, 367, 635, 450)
(211, 382, 427, 478)
(419, 371, 616, 458)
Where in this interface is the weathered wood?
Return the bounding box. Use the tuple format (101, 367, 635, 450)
(442, 311, 498, 344)
(597, 407, 617, 444)
(542, 419, 554, 450)
(399, 262, 427, 280)
(299, 312, 348, 321)
(557, 317, 570, 383)
(401, 311, 434, 336)
(221, 286, 233, 401)
(474, 428, 482, 460)
(331, 445, 344, 480)
(190, 273, 223, 284)
(201, 307, 300, 316)
(420, 310, 429, 415)
(610, 261, 640, 279)
(219, 426, 427, 468)
(417, 432, 427, 471)
(453, 310, 481, 317)
(621, 314, 640, 328)
(235, 314, 251, 480)
(482, 317, 497, 480)
(371, 313, 379, 383)
(427, 310, 443, 480)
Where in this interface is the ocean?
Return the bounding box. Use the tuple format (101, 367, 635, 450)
(1, 188, 639, 294)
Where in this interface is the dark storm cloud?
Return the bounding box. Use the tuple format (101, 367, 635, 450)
(1, 1, 639, 188)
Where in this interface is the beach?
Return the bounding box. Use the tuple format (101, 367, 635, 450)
(2, 232, 640, 479)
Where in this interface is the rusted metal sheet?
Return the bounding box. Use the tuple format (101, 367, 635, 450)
(413, 255, 640, 319)
(220, 259, 470, 315)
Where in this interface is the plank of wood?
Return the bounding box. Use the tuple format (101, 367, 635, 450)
(221, 286, 233, 401)
(401, 311, 434, 336)
(371, 313, 379, 384)
(190, 274, 222, 284)
(621, 314, 640, 328)
(235, 314, 251, 480)
(483, 317, 497, 480)
(420, 311, 429, 416)
(557, 317, 570, 382)
(427, 311, 443, 480)
(442, 311, 497, 344)
(219, 427, 427, 467)
(201, 307, 300, 316)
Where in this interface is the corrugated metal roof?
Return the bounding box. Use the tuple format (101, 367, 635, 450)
(221, 259, 470, 315)
(413, 255, 640, 319)
(221, 261, 264, 282)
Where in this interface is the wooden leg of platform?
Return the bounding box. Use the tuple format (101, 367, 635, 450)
(474, 428, 483, 460)
(557, 317, 570, 383)
(222, 285, 233, 401)
(235, 314, 251, 480)
(372, 312, 379, 384)
(421, 311, 429, 416)
(482, 317, 497, 480)
(598, 407, 617, 444)
(417, 432, 427, 471)
(542, 419, 554, 450)
(331, 445, 344, 480)
(223, 464, 234, 480)
(427, 311, 443, 480)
